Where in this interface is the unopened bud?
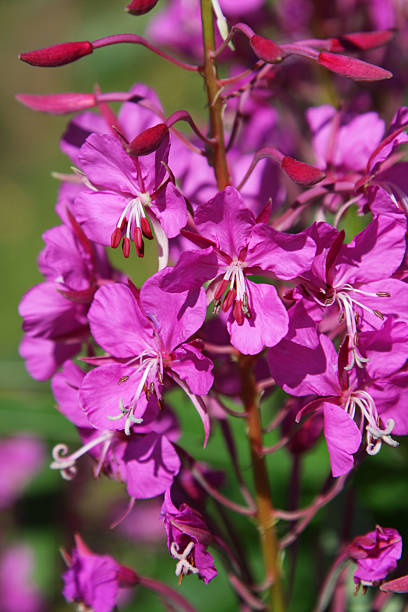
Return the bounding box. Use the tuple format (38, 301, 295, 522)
(127, 123, 169, 156)
(16, 92, 96, 114)
(281, 156, 325, 185)
(126, 0, 159, 15)
(318, 51, 392, 81)
(250, 35, 284, 64)
(329, 30, 394, 53)
(19, 41, 93, 67)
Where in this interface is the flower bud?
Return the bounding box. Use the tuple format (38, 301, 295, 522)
(281, 156, 325, 185)
(127, 123, 169, 156)
(126, 0, 159, 15)
(19, 41, 93, 67)
(16, 92, 96, 114)
(318, 51, 392, 81)
(329, 30, 394, 53)
(250, 35, 284, 63)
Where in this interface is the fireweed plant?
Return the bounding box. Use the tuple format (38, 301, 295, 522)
(16, 0, 408, 610)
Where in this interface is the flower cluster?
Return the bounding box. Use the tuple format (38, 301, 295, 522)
(17, 0, 408, 610)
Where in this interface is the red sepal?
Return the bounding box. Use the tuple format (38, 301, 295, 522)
(281, 156, 325, 185)
(250, 35, 284, 63)
(126, 0, 159, 15)
(318, 51, 392, 81)
(127, 123, 169, 156)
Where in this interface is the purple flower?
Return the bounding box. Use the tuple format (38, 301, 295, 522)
(79, 270, 212, 442)
(19, 213, 120, 380)
(51, 361, 181, 498)
(162, 186, 315, 354)
(268, 318, 408, 476)
(62, 534, 138, 612)
(294, 217, 408, 369)
(73, 130, 187, 260)
(161, 490, 217, 584)
(348, 526, 402, 586)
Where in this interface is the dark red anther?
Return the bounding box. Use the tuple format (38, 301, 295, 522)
(281, 156, 326, 186)
(111, 227, 122, 249)
(127, 123, 169, 156)
(136, 240, 145, 258)
(141, 216, 153, 239)
(122, 237, 131, 258)
(120, 217, 127, 232)
(222, 289, 236, 312)
(133, 226, 143, 250)
(126, 0, 159, 15)
(326, 229, 345, 287)
(19, 41, 93, 67)
(214, 278, 229, 301)
(233, 300, 244, 325)
(318, 51, 392, 81)
(250, 35, 284, 64)
(338, 336, 350, 391)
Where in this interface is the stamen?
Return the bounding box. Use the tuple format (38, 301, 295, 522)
(170, 541, 199, 577)
(347, 391, 398, 455)
(50, 431, 114, 480)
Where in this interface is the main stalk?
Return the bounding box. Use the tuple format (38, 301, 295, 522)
(200, 0, 230, 190)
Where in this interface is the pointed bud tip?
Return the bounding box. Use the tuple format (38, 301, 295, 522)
(126, 0, 159, 15)
(127, 123, 169, 156)
(250, 35, 284, 64)
(281, 156, 325, 185)
(19, 41, 93, 67)
(318, 51, 392, 81)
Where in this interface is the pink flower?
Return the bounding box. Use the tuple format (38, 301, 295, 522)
(79, 270, 212, 442)
(348, 526, 402, 586)
(62, 535, 138, 612)
(161, 490, 217, 584)
(162, 186, 315, 354)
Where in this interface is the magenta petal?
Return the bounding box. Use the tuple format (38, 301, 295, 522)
(19, 282, 87, 340)
(78, 133, 139, 193)
(88, 284, 154, 358)
(73, 190, 129, 246)
(195, 186, 256, 256)
(247, 225, 316, 279)
(171, 345, 214, 395)
(140, 269, 207, 350)
(79, 364, 152, 430)
(151, 183, 188, 239)
(51, 361, 89, 428)
(19, 335, 81, 381)
(336, 217, 406, 284)
(268, 333, 339, 397)
(160, 248, 219, 292)
(228, 281, 288, 355)
(323, 403, 361, 477)
(123, 433, 180, 498)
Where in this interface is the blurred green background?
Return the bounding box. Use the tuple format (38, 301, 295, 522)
(1, 1, 408, 611)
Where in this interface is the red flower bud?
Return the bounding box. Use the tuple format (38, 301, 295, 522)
(126, 0, 159, 15)
(16, 92, 96, 114)
(281, 156, 325, 185)
(19, 41, 93, 67)
(250, 35, 284, 64)
(318, 51, 392, 81)
(126, 123, 169, 156)
(329, 30, 394, 53)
